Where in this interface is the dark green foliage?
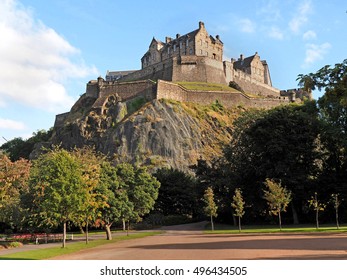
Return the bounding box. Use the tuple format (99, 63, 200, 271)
(154, 168, 198, 217)
(1, 129, 53, 161)
(224, 103, 321, 223)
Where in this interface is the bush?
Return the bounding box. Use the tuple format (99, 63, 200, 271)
(0, 241, 23, 249)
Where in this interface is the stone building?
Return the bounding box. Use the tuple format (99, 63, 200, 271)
(107, 21, 281, 97)
(141, 21, 223, 69)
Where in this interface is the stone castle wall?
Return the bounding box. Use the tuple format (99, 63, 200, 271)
(172, 56, 226, 84)
(233, 69, 280, 97)
(156, 80, 289, 109)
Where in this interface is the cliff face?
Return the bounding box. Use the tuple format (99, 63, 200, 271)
(49, 93, 240, 171)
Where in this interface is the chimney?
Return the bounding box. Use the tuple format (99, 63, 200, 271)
(165, 37, 172, 43)
(240, 54, 244, 61)
(199, 21, 205, 29)
(176, 34, 180, 39)
(216, 35, 220, 40)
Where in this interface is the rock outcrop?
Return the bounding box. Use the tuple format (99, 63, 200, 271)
(48, 92, 240, 171)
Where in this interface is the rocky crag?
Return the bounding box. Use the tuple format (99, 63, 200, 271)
(45, 92, 241, 171)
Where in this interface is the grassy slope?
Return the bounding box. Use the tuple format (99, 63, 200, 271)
(176, 81, 239, 92)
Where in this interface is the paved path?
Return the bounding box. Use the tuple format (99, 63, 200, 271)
(50, 222, 347, 260)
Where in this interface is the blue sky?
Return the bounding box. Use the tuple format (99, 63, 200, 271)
(0, 0, 346, 145)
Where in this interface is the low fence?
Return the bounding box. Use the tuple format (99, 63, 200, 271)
(4, 233, 74, 244)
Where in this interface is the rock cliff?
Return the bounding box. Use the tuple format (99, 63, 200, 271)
(48, 93, 241, 171)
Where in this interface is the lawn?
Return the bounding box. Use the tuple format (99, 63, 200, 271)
(204, 224, 347, 234)
(176, 81, 240, 93)
(0, 231, 161, 260)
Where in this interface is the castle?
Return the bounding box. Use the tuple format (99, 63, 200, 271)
(55, 22, 310, 127)
(106, 21, 279, 97)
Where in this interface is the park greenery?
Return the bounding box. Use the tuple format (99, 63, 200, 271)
(1, 59, 347, 237)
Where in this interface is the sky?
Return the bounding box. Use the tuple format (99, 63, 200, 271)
(0, 0, 346, 145)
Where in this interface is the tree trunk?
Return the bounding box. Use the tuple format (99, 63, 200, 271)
(291, 203, 299, 225)
(105, 224, 112, 240)
(79, 225, 85, 234)
(62, 221, 66, 248)
(316, 208, 319, 229)
(85, 220, 89, 244)
(122, 218, 126, 231)
(238, 216, 241, 232)
(231, 210, 237, 226)
(336, 207, 339, 229)
(210, 215, 214, 231)
(278, 211, 282, 231)
(126, 220, 130, 236)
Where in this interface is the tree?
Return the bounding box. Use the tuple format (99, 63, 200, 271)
(330, 193, 342, 229)
(99, 161, 133, 240)
(263, 179, 292, 230)
(308, 192, 326, 229)
(0, 154, 30, 230)
(72, 147, 107, 244)
(28, 147, 86, 248)
(0, 129, 52, 161)
(224, 103, 321, 224)
(203, 187, 218, 231)
(154, 168, 198, 217)
(298, 60, 347, 198)
(231, 188, 245, 232)
(116, 163, 160, 227)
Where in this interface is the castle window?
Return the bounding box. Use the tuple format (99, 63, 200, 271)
(189, 49, 193, 55)
(173, 45, 176, 52)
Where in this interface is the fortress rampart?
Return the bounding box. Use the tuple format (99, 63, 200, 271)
(156, 80, 288, 109)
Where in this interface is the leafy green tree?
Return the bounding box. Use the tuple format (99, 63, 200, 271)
(231, 188, 245, 232)
(99, 162, 133, 240)
(1, 129, 52, 161)
(72, 147, 107, 244)
(28, 147, 86, 248)
(203, 187, 218, 231)
(308, 192, 326, 229)
(263, 179, 292, 230)
(224, 104, 321, 224)
(298, 59, 347, 198)
(154, 168, 198, 217)
(192, 157, 232, 222)
(116, 163, 160, 225)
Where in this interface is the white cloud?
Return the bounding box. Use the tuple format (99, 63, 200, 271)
(238, 18, 256, 33)
(268, 26, 284, 40)
(0, 0, 98, 113)
(0, 118, 26, 130)
(303, 30, 317, 40)
(303, 42, 331, 67)
(289, 0, 312, 33)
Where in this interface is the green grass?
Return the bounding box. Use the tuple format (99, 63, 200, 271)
(205, 224, 347, 234)
(0, 232, 161, 260)
(176, 81, 239, 93)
